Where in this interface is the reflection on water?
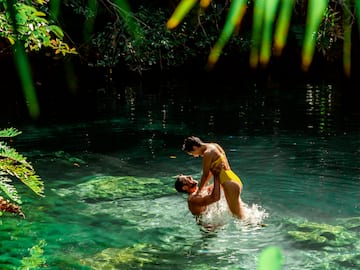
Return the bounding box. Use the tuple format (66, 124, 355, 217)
(305, 83, 337, 133)
(1, 82, 360, 269)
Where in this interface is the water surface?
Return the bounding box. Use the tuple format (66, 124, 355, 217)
(1, 82, 360, 269)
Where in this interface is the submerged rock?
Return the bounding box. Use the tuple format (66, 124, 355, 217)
(80, 244, 152, 269)
(287, 221, 357, 247)
(56, 175, 172, 201)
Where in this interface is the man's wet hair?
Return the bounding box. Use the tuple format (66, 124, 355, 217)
(174, 176, 186, 193)
(182, 136, 203, 152)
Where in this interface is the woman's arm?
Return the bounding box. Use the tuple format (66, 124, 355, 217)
(197, 153, 213, 192)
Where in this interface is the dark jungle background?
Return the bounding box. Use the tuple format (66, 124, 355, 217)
(1, 0, 359, 125)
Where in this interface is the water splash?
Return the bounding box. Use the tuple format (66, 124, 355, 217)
(241, 201, 269, 227)
(197, 192, 269, 231)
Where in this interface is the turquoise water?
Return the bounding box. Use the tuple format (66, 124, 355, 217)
(1, 82, 360, 269)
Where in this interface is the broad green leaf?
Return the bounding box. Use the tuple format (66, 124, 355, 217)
(166, 0, 197, 29)
(49, 25, 64, 38)
(302, 0, 328, 71)
(257, 246, 283, 270)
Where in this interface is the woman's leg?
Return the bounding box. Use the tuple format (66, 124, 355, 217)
(222, 181, 244, 219)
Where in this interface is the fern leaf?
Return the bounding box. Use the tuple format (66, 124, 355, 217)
(0, 174, 22, 204)
(0, 128, 22, 138)
(0, 160, 44, 197)
(0, 141, 32, 169)
(0, 196, 25, 218)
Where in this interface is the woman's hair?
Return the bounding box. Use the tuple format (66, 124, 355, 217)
(182, 136, 203, 152)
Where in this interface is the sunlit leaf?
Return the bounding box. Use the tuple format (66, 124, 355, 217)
(49, 25, 64, 38)
(200, 0, 211, 9)
(7, 36, 15, 45)
(302, 0, 328, 71)
(166, 0, 197, 29)
(207, 0, 247, 68)
(273, 0, 295, 55)
(34, 11, 46, 17)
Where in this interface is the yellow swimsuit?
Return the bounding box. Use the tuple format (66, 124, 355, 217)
(211, 155, 243, 186)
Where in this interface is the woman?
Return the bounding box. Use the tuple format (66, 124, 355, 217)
(182, 136, 244, 219)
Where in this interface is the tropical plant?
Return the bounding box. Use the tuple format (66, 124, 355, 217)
(0, 0, 76, 55)
(0, 0, 77, 119)
(0, 128, 44, 218)
(166, 0, 359, 76)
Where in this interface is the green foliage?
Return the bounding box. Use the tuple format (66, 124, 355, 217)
(0, 128, 44, 210)
(0, 0, 76, 55)
(167, 0, 357, 74)
(87, 4, 233, 73)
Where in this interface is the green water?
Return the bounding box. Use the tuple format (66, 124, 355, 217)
(1, 82, 360, 269)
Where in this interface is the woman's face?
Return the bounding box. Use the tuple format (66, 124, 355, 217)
(187, 146, 201, 158)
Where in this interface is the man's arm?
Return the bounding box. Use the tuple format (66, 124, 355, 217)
(190, 175, 220, 207)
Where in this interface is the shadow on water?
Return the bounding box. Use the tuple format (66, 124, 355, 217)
(1, 80, 360, 269)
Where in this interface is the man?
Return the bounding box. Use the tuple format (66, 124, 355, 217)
(174, 174, 220, 216)
(182, 136, 244, 219)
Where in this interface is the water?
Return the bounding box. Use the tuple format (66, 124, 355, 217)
(1, 82, 360, 269)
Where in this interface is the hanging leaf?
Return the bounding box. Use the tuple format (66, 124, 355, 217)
(273, 0, 295, 56)
(302, 0, 328, 71)
(250, 0, 266, 68)
(207, 0, 247, 68)
(166, 0, 198, 29)
(259, 0, 280, 65)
